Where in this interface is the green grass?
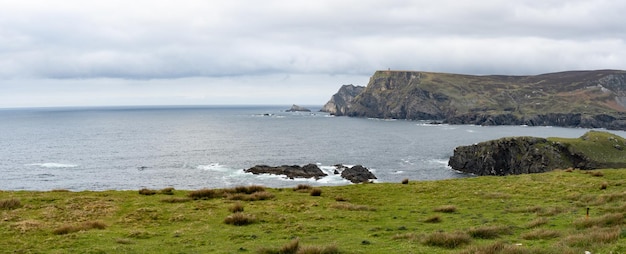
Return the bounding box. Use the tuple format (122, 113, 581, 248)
(549, 130, 626, 166)
(2, 170, 626, 253)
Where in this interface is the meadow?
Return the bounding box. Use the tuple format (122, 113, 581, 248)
(2, 168, 626, 253)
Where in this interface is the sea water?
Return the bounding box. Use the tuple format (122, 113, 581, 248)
(1, 105, 624, 191)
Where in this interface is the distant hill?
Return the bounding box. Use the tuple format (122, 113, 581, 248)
(321, 70, 626, 130)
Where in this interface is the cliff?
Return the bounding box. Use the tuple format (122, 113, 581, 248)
(322, 70, 626, 130)
(448, 131, 626, 176)
(320, 84, 365, 115)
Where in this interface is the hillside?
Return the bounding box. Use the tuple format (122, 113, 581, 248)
(2, 169, 626, 253)
(322, 70, 626, 130)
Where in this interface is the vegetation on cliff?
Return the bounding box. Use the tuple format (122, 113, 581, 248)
(449, 131, 626, 176)
(323, 70, 626, 130)
(3, 169, 626, 253)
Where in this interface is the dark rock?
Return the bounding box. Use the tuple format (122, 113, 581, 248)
(286, 104, 311, 112)
(340, 165, 377, 183)
(244, 164, 327, 179)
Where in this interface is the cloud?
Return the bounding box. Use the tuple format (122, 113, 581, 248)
(0, 0, 625, 106)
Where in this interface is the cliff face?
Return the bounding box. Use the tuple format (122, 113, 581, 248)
(320, 84, 365, 115)
(449, 131, 626, 176)
(324, 70, 626, 130)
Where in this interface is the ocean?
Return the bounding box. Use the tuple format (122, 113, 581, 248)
(2, 105, 625, 191)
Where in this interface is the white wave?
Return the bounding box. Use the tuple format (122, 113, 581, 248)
(197, 163, 232, 172)
(27, 163, 78, 168)
(392, 170, 405, 174)
(429, 159, 449, 165)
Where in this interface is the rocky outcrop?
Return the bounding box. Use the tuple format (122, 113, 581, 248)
(244, 163, 378, 183)
(286, 104, 311, 112)
(244, 164, 326, 179)
(325, 70, 626, 130)
(449, 131, 626, 176)
(335, 164, 377, 183)
(320, 85, 365, 115)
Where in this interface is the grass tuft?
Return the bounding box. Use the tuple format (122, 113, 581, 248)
(401, 178, 409, 184)
(330, 203, 375, 211)
(573, 213, 623, 229)
(229, 202, 244, 213)
(424, 215, 442, 223)
(138, 188, 157, 195)
(459, 242, 534, 254)
(310, 188, 322, 196)
(293, 184, 313, 192)
(188, 188, 223, 200)
(257, 239, 340, 254)
(228, 185, 266, 194)
(160, 197, 192, 203)
(525, 217, 549, 228)
(467, 225, 512, 239)
(224, 213, 256, 226)
(422, 231, 471, 249)
(53, 221, 107, 235)
(434, 205, 457, 213)
(159, 187, 175, 195)
(0, 198, 21, 210)
(226, 191, 275, 201)
(521, 228, 561, 240)
(562, 226, 620, 248)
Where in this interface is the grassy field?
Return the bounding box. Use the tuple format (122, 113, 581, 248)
(2, 169, 626, 253)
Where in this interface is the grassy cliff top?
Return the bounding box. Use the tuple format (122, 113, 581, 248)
(3, 169, 626, 253)
(549, 130, 626, 165)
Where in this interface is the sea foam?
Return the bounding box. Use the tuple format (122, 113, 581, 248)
(28, 163, 78, 168)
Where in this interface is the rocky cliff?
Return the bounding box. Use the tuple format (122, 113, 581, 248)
(320, 84, 365, 115)
(322, 70, 626, 130)
(449, 131, 626, 176)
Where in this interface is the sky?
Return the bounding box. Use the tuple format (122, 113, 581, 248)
(1, 0, 625, 108)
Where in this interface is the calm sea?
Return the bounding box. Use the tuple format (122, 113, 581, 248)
(1, 105, 625, 191)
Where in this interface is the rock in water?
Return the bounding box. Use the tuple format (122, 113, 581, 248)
(244, 164, 327, 179)
(340, 165, 377, 183)
(286, 104, 311, 112)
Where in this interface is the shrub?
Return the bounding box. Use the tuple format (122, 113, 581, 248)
(160, 197, 192, 203)
(159, 187, 175, 195)
(138, 188, 157, 195)
(424, 215, 442, 223)
(401, 178, 409, 184)
(0, 198, 21, 210)
(434, 205, 457, 213)
(188, 189, 223, 200)
(229, 202, 244, 213)
(467, 225, 512, 239)
(224, 213, 256, 226)
(310, 188, 322, 196)
(422, 231, 471, 249)
(573, 213, 623, 229)
(521, 229, 561, 240)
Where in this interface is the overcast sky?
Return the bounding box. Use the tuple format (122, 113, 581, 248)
(1, 0, 625, 108)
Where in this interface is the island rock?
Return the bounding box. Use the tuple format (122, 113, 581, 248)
(337, 164, 377, 183)
(244, 164, 327, 179)
(286, 104, 311, 112)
